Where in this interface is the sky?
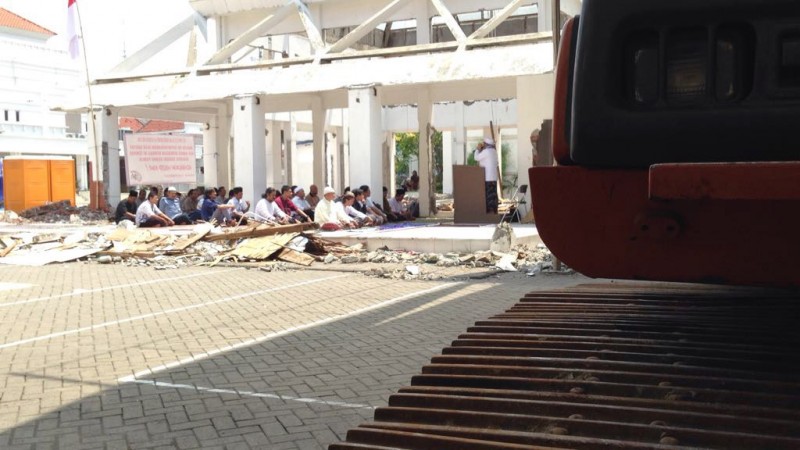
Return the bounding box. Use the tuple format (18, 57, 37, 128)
(1, 0, 195, 75)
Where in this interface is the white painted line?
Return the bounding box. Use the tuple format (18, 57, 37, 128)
(119, 282, 458, 383)
(130, 379, 375, 410)
(0, 274, 347, 351)
(0, 268, 242, 308)
(0, 282, 34, 292)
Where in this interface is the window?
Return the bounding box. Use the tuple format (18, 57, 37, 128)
(15, 111, 20, 122)
(3, 110, 7, 121)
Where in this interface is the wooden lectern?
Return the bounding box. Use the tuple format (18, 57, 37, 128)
(453, 165, 500, 224)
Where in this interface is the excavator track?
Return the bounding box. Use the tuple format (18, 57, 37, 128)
(330, 283, 800, 449)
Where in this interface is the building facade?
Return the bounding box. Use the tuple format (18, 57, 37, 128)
(0, 7, 88, 202)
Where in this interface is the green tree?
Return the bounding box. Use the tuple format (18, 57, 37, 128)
(394, 130, 444, 192)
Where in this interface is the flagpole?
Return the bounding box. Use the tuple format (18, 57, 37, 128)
(73, 0, 102, 210)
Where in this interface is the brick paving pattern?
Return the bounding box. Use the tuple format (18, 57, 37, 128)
(0, 263, 585, 449)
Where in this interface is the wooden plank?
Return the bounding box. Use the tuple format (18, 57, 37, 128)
(276, 247, 315, 266)
(203, 222, 313, 242)
(0, 238, 18, 258)
(231, 233, 299, 260)
(172, 224, 213, 250)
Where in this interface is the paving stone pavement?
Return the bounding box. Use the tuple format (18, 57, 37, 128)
(0, 263, 587, 449)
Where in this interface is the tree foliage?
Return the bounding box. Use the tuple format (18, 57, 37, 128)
(394, 130, 444, 192)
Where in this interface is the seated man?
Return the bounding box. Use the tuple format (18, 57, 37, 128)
(136, 192, 174, 228)
(314, 187, 355, 230)
(180, 188, 203, 222)
(351, 189, 380, 225)
(382, 187, 402, 222)
(226, 187, 250, 225)
(254, 187, 290, 224)
(201, 187, 235, 225)
(291, 186, 315, 221)
(307, 184, 320, 208)
(115, 190, 138, 224)
(342, 192, 373, 227)
(389, 188, 414, 221)
(360, 185, 388, 224)
(276, 185, 310, 222)
(158, 187, 194, 225)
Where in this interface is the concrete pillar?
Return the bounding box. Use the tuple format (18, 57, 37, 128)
(415, 0, 431, 45)
(453, 102, 466, 165)
(266, 120, 283, 188)
(233, 95, 267, 207)
(326, 131, 338, 191)
(87, 107, 120, 209)
(216, 104, 232, 187)
(516, 74, 555, 205)
(442, 130, 454, 194)
(417, 91, 434, 217)
(75, 155, 88, 191)
(382, 133, 393, 192)
(202, 117, 219, 187)
(538, 0, 553, 33)
(312, 99, 326, 188)
(347, 87, 383, 196)
(286, 115, 296, 185)
(388, 133, 397, 191)
(335, 127, 347, 191)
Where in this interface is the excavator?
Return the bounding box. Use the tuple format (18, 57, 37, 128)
(331, 1, 800, 447)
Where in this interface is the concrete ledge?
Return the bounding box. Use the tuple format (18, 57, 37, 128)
(318, 223, 539, 253)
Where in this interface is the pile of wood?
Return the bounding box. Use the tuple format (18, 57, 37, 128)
(0, 222, 320, 268)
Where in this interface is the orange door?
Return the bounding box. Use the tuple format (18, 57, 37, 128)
(49, 160, 76, 206)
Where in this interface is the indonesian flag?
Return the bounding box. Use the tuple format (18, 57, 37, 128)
(67, 0, 79, 59)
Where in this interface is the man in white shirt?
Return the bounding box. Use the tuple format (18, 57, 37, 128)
(291, 187, 314, 221)
(341, 192, 371, 227)
(254, 187, 289, 224)
(359, 185, 387, 224)
(388, 188, 413, 221)
(474, 137, 499, 214)
(314, 187, 355, 230)
(226, 187, 250, 224)
(136, 192, 174, 228)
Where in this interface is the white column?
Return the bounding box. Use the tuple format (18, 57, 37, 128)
(87, 107, 120, 208)
(453, 101, 466, 165)
(388, 134, 396, 191)
(382, 133, 392, 191)
(202, 117, 218, 187)
(538, 0, 553, 33)
(417, 91, 434, 217)
(415, 0, 431, 45)
(75, 155, 88, 191)
(286, 115, 296, 185)
(312, 99, 326, 188)
(329, 131, 341, 191)
(442, 130, 454, 194)
(216, 103, 232, 187)
(516, 73, 555, 205)
(266, 120, 283, 188)
(347, 87, 383, 196)
(233, 95, 267, 206)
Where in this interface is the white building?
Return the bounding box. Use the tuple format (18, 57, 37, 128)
(56, 0, 579, 214)
(0, 7, 89, 192)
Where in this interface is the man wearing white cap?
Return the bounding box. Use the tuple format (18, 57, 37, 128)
(158, 187, 194, 225)
(474, 137, 499, 214)
(314, 186, 355, 230)
(291, 186, 314, 221)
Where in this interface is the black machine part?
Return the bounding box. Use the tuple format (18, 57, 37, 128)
(569, 0, 800, 168)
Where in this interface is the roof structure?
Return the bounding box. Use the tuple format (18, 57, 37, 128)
(119, 117, 185, 133)
(0, 7, 55, 38)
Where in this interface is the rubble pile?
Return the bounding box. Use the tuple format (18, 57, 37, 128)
(353, 243, 561, 280)
(0, 216, 567, 277)
(0, 222, 317, 268)
(8, 200, 111, 225)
